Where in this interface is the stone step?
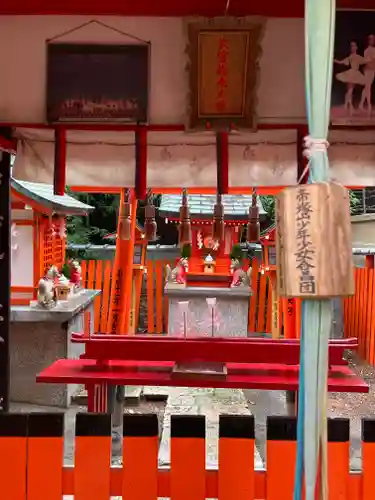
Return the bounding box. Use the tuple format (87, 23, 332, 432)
(158, 387, 264, 470)
(124, 386, 143, 403)
(142, 386, 170, 401)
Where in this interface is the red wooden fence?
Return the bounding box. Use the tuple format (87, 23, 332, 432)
(344, 267, 375, 365)
(0, 411, 372, 499)
(80, 258, 300, 336)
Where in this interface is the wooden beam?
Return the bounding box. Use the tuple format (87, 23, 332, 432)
(1, 122, 186, 132)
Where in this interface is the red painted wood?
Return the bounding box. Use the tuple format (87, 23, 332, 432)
(53, 128, 66, 196)
(0, 0, 371, 18)
(135, 127, 147, 200)
(1, 122, 185, 131)
(36, 358, 368, 393)
(0, 134, 17, 153)
(70, 333, 357, 366)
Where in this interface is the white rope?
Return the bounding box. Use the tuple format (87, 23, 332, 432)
(303, 136, 329, 159)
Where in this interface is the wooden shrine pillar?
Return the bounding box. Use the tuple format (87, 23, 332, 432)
(106, 189, 126, 335)
(0, 129, 11, 412)
(119, 196, 138, 335)
(53, 128, 66, 196)
(106, 189, 138, 335)
(91, 128, 146, 414)
(365, 255, 374, 269)
(270, 270, 280, 339)
(88, 190, 137, 413)
(283, 298, 297, 339)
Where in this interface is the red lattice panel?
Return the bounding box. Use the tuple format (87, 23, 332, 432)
(42, 227, 65, 274)
(43, 227, 54, 274)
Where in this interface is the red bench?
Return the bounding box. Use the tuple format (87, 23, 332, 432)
(37, 334, 368, 412)
(72, 333, 357, 366)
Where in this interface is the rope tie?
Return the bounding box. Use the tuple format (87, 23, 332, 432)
(303, 136, 329, 159)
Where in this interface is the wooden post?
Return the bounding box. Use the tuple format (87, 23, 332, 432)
(130, 277, 137, 334)
(365, 255, 375, 269)
(53, 128, 66, 196)
(135, 127, 147, 200)
(106, 189, 126, 334)
(270, 270, 280, 339)
(284, 298, 297, 339)
(0, 137, 11, 412)
(119, 196, 138, 335)
(216, 131, 229, 194)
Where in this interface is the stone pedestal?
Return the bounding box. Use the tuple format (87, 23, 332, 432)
(10, 290, 99, 407)
(165, 286, 251, 337)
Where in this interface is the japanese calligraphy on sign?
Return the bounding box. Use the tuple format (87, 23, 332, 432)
(287, 299, 294, 316)
(186, 17, 265, 130)
(277, 182, 354, 299)
(295, 188, 316, 295)
(109, 268, 123, 334)
(216, 37, 229, 113)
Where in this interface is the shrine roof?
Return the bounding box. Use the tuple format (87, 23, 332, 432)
(11, 178, 94, 216)
(159, 194, 266, 221)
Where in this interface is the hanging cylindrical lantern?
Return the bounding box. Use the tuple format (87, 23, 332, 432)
(247, 188, 260, 242)
(212, 193, 225, 243)
(118, 189, 132, 241)
(144, 188, 157, 241)
(178, 188, 192, 247)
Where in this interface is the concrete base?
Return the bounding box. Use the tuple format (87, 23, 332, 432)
(158, 387, 264, 470)
(10, 290, 98, 408)
(166, 286, 251, 337)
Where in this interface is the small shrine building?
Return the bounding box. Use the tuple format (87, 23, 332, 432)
(159, 194, 267, 274)
(11, 178, 93, 304)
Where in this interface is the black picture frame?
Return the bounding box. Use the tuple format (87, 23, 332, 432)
(46, 43, 150, 123)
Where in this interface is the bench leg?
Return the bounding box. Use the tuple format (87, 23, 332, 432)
(286, 390, 298, 416)
(87, 383, 109, 413)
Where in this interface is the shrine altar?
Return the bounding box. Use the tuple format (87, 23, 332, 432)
(165, 285, 251, 337)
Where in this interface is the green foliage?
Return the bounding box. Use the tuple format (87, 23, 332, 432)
(65, 188, 119, 245)
(65, 189, 162, 247)
(230, 243, 243, 261)
(61, 262, 71, 278)
(260, 195, 275, 220)
(181, 243, 192, 259)
(260, 190, 362, 224)
(349, 190, 361, 212)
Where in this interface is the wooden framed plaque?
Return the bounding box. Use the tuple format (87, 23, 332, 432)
(185, 17, 265, 131)
(46, 44, 149, 123)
